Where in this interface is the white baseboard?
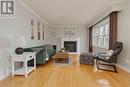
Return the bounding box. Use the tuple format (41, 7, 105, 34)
(0, 72, 11, 80)
(0, 73, 6, 80)
(116, 64, 130, 73)
(0, 65, 12, 80)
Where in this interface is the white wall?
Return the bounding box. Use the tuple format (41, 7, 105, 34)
(0, 1, 50, 80)
(49, 26, 88, 52)
(118, 0, 130, 71)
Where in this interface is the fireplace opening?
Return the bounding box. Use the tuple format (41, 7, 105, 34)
(64, 41, 77, 52)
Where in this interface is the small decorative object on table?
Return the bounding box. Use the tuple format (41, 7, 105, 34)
(15, 47, 24, 54)
(60, 48, 65, 52)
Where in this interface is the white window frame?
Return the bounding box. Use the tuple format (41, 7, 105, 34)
(92, 17, 109, 49)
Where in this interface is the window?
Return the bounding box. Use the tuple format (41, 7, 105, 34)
(92, 23, 109, 49)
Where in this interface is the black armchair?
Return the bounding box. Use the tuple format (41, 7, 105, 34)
(94, 42, 123, 73)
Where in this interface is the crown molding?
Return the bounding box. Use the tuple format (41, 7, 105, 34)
(17, 0, 49, 26)
(86, 2, 125, 28)
(50, 24, 86, 28)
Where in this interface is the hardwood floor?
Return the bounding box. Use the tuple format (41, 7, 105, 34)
(0, 54, 130, 87)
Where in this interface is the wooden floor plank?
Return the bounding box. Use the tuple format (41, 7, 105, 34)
(0, 54, 130, 87)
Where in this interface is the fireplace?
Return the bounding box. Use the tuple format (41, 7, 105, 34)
(64, 41, 77, 52)
(61, 37, 80, 54)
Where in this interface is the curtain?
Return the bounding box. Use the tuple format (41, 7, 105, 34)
(109, 12, 118, 50)
(89, 27, 93, 52)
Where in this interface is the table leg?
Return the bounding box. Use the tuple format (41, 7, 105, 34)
(12, 60, 14, 76)
(34, 55, 36, 70)
(25, 61, 28, 77)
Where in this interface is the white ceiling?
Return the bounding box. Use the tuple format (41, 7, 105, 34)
(21, 0, 126, 26)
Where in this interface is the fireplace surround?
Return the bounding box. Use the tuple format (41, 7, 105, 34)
(61, 37, 80, 54)
(64, 41, 77, 52)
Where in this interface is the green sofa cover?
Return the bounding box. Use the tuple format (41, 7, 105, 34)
(24, 45, 56, 65)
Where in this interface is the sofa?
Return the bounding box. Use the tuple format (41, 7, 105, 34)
(24, 44, 56, 65)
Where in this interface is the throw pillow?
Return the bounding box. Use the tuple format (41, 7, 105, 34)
(106, 50, 114, 59)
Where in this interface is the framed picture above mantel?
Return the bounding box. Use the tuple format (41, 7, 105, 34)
(65, 28, 75, 38)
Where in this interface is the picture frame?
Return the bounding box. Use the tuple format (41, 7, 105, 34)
(30, 19, 34, 39)
(42, 26, 44, 40)
(30, 19, 45, 40)
(37, 21, 40, 40)
(65, 28, 75, 37)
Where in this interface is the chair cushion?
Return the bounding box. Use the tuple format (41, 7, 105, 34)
(97, 50, 114, 60)
(106, 50, 114, 59)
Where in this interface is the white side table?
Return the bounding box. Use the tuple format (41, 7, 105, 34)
(11, 52, 36, 77)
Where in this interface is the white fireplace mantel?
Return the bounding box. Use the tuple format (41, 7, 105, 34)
(61, 37, 80, 54)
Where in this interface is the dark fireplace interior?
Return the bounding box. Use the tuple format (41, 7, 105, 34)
(64, 41, 77, 52)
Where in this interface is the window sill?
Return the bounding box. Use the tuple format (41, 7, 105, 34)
(93, 46, 109, 50)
